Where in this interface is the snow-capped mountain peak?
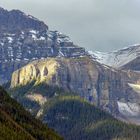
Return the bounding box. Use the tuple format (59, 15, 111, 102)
(88, 44, 140, 68)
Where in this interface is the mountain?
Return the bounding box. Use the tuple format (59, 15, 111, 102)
(0, 7, 48, 32)
(9, 57, 140, 125)
(1, 6, 140, 139)
(0, 86, 63, 140)
(0, 7, 85, 84)
(88, 44, 140, 69)
(8, 84, 140, 140)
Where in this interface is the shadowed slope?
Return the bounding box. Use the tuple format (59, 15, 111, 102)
(0, 86, 63, 140)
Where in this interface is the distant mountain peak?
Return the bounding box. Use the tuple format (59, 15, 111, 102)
(0, 7, 7, 11)
(10, 9, 39, 21)
(116, 44, 140, 52)
(89, 44, 140, 68)
(10, 9, 24, 14)
(0, 7, 48, 32)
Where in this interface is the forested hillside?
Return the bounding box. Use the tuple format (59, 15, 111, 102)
(41, 95, 140, 140)
(8, 83, 140, 140)
(0, 86, 63, 140)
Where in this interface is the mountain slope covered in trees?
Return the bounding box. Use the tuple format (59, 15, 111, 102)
(41, 95, 140, 140)
(8, 83, 140, 140)
(0, 86, 63, 140)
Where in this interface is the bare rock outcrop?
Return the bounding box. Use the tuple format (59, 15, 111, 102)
(10, 57, 140, 120)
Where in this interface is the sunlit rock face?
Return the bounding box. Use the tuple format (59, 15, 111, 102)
(10, 57, 140, 119)
(0, 8, 86, 84)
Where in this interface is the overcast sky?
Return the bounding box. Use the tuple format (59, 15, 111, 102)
(0, 0, 140, 52)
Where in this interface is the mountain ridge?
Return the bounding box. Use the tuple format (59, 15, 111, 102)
(0, 7, 86, 84)
(88, 44, 140, 68)
(0, 7, 48, 32)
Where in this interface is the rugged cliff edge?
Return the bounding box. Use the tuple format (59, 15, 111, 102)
(10, 57, 140, 123)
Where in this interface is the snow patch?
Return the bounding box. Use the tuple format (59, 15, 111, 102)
(117, 101, 140, 117)
(29, 30, 38, 34)
(39, 36, 45, 40)
(128, 83, 140, 94)
(58, 49, 64, 57)
(7, 37, 13, 43)
(31, 34, 37, 40)
(0, 42, 4, 46)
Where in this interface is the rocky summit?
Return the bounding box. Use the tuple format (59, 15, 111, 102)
(0, 8, 86, 84)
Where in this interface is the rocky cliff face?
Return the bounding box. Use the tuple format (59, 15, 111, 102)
(0, 8, 86, 84)
(10, 57, 140, 122)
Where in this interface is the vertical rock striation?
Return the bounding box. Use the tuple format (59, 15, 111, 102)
(10, 57, 140, 117)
